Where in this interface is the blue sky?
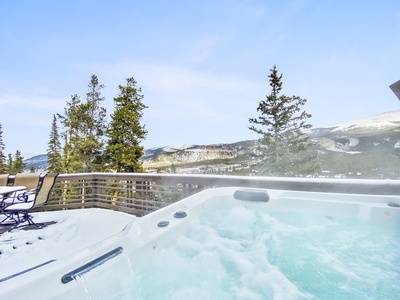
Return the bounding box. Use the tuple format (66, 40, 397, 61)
(1, 0, 399, 158)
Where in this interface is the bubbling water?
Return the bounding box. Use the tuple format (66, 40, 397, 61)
(135, 201, 400, 299)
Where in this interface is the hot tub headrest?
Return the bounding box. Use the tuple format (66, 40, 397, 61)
(233, 189, 269, 202)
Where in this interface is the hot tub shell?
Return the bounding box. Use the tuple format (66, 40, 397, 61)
(1, 187, 399, 299)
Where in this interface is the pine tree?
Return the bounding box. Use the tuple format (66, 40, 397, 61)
(79, 74, 107, 172)
(249, 65, 319, 176)
(0, 124, 7, 174)
(6, 154, 13, 174)
(106, 77, 148, 172)
(13, 150, 25, 173)
(57, 75, 107, 173)
(47, 115, 63, 173)
(58, 94, 82, 173)
(7, 150, 25, 174)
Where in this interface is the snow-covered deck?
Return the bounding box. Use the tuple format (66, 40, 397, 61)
(0, 208, 138, 282)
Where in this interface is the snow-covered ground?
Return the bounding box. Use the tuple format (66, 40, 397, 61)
(329, 110, 400, 132)
(0, 209, 137, 281)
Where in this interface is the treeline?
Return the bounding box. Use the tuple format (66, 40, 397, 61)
(0, 126, 27, 174)
(47, 75, 147, 173)
(0, 75, 148, 174)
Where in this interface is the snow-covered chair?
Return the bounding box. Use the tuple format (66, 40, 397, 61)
(0, 173, 58, 227)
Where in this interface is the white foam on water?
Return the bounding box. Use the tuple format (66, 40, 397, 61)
(264, 210, 400, 299)
(133, 201, 400, 299)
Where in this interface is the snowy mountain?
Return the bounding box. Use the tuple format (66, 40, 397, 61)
(310, 110, 400, 153)
(308, 110, 400, 178)
(142, 140, 256, 173)
(142, 110, 400, 178)
(327, 110, 400, 133)
(23, 154, 48, 172)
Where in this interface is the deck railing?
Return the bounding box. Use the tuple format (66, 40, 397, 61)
(35, 173, 400, 217)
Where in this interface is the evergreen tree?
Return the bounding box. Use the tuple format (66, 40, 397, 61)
(6, 153, 13, 174)
(47, 115, 63, 173)
(79, 74, 107, 172)
(57, 75, 107, 173)
(249, 65, 319, 176)
(0, 124, 7, 174)
(106, 77, 148, 172)
(7, 150, 25, 174)
(13, 150, 25, 173)
(58, 94, 82, 173)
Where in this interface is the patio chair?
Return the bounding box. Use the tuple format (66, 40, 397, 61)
(0, 173, 58, 227)
(13, 173, 41, 191)
(0, 173, 41, 207)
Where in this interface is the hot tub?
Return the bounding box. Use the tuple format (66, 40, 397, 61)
(1, 187, 399, 299)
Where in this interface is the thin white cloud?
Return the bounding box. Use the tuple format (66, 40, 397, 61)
(119, 60, 262, 97)
(85, 60, 261, 93)
(0, 93, 64, 110)
(73, 59, 264, 123)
